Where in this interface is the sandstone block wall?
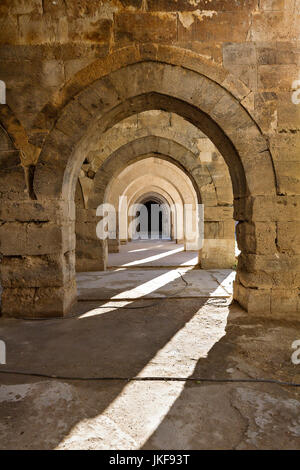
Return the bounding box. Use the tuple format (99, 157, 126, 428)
(0, 1, 299, 318)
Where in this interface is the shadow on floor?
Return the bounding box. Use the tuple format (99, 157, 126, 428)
(0, 270, 299, 449)
(0, 269, 229, 449)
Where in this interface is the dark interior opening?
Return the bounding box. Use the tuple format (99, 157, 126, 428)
(144, 200, 163, 239)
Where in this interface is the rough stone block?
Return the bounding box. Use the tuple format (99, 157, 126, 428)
(0, 200, 75, 223)
(270, 289, 300, 315)
(1, 279, 77, 318)
(108, 238, 120, 253)
(277, 221, 300, 254)
(201, 239, 235, 269)
(250, 196, 300, 222)
(236, 221, 276, 254)
(114, 12, 177, 46)
(68, 18, 112, 44)
(277, 92, 300, 131)
(238, 252, 300, 274)
(205, 206, 233, 221)
(177, 11, 251, 43)
(76, 221, 99, 242)
(274, 161, 300, 195)
(233, 280, 271, 315)
(18, 13, 68, 44)
(223, 43, 256, 66)
(148, 0, 257, 10)
(0, 251, 75, 288)
(270, 134, 300, 162)
(76, 238, 107, 272)
(258, 65, 297, 91)
(0, 221, 75, 255)
(0, 166, 27, 200)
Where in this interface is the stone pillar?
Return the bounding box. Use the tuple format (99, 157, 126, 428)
(0, 199, 77, 318)
(183, 203, 199, 251)
(75, 207, 107, 271)
(233, 196, 300, 319)
(201, 206, 236, 269)
(108, 210, 120, 253)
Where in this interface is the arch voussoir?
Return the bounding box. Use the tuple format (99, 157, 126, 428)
(2, 57, 285, 318)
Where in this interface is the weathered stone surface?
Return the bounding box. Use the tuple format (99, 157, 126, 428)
(108, 238, 120, 253)
(0, 252, 75, 288)
(258, 65, 297, 91)
(277, 221, 300, 254)
(0, 166, 27, 200)
(177, 11, 251, 43)
(0, 200, 75, 223)
(148, 0, 258, 10)
(0, 221, 75, 255)
(0, 2, 299, 320)
(238, 253, 300, 274)
(238, 196, 300, 222)
(0, 59, 64, 88)
(233, 280, 271, 315)
(201, 239, 235, 269)
(1, 280, 77, 318)
(223, 43, 256, 67)
(114, 12, 177, 46)
(68, 18, 112, 44)
(236, 221, 276, 254)
(236, 269, 300, 289)
(76, 239, 107, 272)
(204, 206, 233, 221)
(270, 133, 300, 162)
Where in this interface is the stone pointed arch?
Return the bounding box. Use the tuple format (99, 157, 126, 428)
(34, 61, 276, 204)
(30, 45, 253, 147)
(109, 161, 199, 250)
(77, 139, 235, 270)
(2, 57, 297, 319)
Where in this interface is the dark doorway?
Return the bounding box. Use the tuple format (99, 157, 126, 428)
(144, 200, 163, 239)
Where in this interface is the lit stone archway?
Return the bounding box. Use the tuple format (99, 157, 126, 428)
(81, 110, 234, 209)
(1, 59, 293, 319)
(75, 111, 235, 271)
(77, 140, 236, 272)
(106, 157, 199, 253)
(125, 183, 182, 246)
(131, 192, 172, 243)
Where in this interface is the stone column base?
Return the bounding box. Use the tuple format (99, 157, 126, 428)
(233, 280, 300, 321)
(1, 279, 77, 319)
(76, 239, 107, 272)
(201, 239, 236, 269)
(108, 239, 120, 253)
(76, 258, 106, 272)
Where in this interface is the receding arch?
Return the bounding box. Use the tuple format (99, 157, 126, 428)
(90, 139, 207, 208)
(30, 45, 253, 146)
(105, 157, 199, 249)
(132, 192, 172, 242)
(33, 61, 276, 205)
(80, 110, 233, 209)
(76, 145, 235, 271)
(1, 56, 287, 318)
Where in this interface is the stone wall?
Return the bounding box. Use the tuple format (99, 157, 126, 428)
(0, 0, 299, 318)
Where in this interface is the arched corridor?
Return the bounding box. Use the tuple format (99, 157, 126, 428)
(0, 0, 299, 451)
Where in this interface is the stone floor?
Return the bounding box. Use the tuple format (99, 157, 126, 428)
(76, 267, 235, 301)
(0, 241, 299, 450)
(108, 240, 200, 267)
